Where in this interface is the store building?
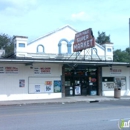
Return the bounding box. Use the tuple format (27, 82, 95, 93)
(0, 25, 129, 101)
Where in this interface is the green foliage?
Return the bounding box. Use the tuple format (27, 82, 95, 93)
(113, 48, 130, 62)
(96, 31, 111, 44)
(0, 34, 14, 57)
(96, 31, 130, 62)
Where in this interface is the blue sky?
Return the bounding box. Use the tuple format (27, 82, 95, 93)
(0, 0, 130, 50)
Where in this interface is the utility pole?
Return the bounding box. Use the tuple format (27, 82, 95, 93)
(129, 18, 130, 54)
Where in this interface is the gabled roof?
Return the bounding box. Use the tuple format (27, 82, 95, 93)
(28, 25, 78, 45)
(95, 43, 105, 50)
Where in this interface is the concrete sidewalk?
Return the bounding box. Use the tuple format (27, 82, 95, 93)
(0, 96, 130, 106)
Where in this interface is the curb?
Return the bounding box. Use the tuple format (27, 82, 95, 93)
(0, 98, 130, 106)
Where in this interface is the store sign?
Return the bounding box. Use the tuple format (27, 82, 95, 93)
(73, 28, 95, 52)
(110, 68, 122, 74)
(34, 67, 51, 74)
(5, 67, 18, 74)
(0, 67, 18, 74)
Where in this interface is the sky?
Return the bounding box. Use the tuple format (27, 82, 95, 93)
(0, 0, 130, 50)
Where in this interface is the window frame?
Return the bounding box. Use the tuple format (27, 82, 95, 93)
(19, 43, 25, 47)
(107, 48, 112, 52)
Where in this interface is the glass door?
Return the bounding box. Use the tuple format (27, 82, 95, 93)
(65, 76, 73, 96)
(80, 77, 89, 96)
(88, 68, 98, 95)
(73, 76, 81, 96)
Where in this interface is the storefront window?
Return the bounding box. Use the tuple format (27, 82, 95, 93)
(64, 66, 98, 96)
(115, 77, 126, 90)
(102, 76, 126, 91)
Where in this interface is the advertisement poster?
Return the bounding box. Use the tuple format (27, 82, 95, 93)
(54, 80, 61, 93)
(44, 81, 53, 93)
(35, 85, 41, 92)
(19, 79, 25, 87)
(75, 86, 81, 95)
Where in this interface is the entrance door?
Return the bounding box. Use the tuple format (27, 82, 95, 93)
(73, 76, 89, 96)
(73, 76, 81, 96)
(65, 76, 73, 96)
(80, 77, 89, 95)
(64, 66, 98, 96)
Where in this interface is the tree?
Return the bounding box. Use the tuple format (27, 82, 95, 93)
(0, 34, 14, 57)
(113, 47, 130, 62)
(96, 31, 111, 45)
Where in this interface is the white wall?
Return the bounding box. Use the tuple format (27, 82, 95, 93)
(0, 63, 62, 101)
(27, 27, 76, 54)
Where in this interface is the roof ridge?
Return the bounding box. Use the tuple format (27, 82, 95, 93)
(28, 25, 78, 45)
(95, 42, 105, 50)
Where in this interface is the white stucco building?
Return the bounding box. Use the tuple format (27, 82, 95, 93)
(0, 25, 129, 101)
(13, 25, 113, 61)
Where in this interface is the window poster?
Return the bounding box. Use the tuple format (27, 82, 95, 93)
(35, 85, 41, 93)
(115, 77, 126, 90)
(54, 80, 61, 93)
(75, 86, 81, 95)
(19, 79, 25, 87)
(44, 81, 53, 93)
(102, 82, 115, 91)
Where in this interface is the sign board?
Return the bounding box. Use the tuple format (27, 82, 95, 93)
(5, 67, 18, 74)
(73, 28, 95, 52)
(110, 68, 122, 74)
(0, 67, 18, 74)
(34, 67, 51, 74)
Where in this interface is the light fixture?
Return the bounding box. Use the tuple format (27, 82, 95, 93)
(30, 65, 33, 69)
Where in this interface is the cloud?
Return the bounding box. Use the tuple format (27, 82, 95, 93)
(70, 11, 94, 22)
(0, 0, 40, 16)
(72, 12, 85, 19)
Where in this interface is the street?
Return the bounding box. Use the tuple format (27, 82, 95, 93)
(0, 100, 130, 130)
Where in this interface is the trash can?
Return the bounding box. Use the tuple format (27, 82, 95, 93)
(114, 88, 121, 98)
